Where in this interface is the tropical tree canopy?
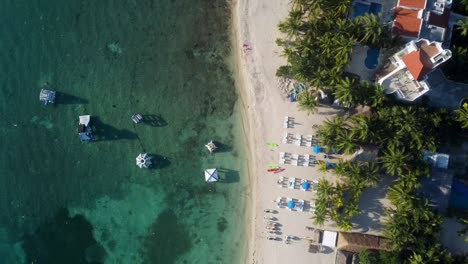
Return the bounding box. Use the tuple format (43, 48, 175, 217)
(297, 90, 319, 115)
(455, 102, 468, 128)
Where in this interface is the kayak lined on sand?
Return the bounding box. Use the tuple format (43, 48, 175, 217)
(274, 168, 285, 174)
(266, 142, 278, 147)
(267, 168, 279, 172)
(268, 165, 280, 169)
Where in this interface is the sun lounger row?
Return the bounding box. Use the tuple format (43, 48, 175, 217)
(282, 133, 318, 147)
(277, 176, 318, 191)
(274, 197, 316, 212)
(279, 152, 318, 167)
(284, 116, 294, 129)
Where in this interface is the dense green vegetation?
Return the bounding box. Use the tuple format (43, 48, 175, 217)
(315, 162, 379, 230)
(444, 0, 468, 82)
(359, 249, 400, 264)
(278, 0, 468, 262)
(276, 0, 394, 93)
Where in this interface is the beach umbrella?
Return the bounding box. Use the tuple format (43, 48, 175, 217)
(302, 182, 311, 191)
(287, 200, 295, 209)
(204, 168, 219, 182)
(313, 145, 322, 154)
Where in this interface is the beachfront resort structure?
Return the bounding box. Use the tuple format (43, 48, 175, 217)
(136, 153, 152, 168)
(392, 0, 453, 43)
(377, 38, 451, 101)
(39, 89, 56, 106)
(204, 168, 219, 182)
(78, 115, 93, 142)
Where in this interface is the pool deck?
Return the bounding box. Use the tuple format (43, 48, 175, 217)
(346, 45, 382, 82)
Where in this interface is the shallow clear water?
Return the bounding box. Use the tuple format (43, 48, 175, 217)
(0, 0, 249, 263)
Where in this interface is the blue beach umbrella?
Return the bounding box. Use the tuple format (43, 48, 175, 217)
(302, 182, 311, 191)
(287, 200, 295, 209)
(313, 145, 322, 154)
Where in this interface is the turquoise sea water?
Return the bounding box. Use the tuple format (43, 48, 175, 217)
(0, 0, 249, 263)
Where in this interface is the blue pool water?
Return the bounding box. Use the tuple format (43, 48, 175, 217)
(353, 2, 369, 18)
(449, 181, 468, 210)
(353, 2, 382, 18)
(369, 3, 382, 15)
(365, 48, 380, 69)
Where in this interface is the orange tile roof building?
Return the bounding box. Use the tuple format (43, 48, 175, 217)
(392, 0, 427, 39)
(377, 39, 452, 102)
(398, 0, 427, 9)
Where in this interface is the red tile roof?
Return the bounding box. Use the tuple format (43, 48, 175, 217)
(393, 8, 422, 38)
(398, 0, 427, 9)
(402, 51, 433, 81)
(427, 8, 451, 28)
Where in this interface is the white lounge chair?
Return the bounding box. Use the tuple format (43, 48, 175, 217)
(288, 178, 295, 189)
(298, 200, 305, 212)
(295, 134, 301, 146)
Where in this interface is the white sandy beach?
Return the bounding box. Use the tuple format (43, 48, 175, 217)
(231, 0, 393, 263)
(232, 0, 340, 262)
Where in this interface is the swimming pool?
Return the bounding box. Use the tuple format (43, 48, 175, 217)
(449, 181, 468, 210)
(365, 48, 380, 69)
(352, 2, 382, 18)
(369, 3, 382, 15)
(353, 2, 369, 18)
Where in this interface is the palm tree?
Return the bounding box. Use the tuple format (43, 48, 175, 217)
(336, 129, 358, 154)
(367, 82, 387, 108)
(360, 162, 380, 186)
(458, 218, 468, 242)
(379, 144, 410, 176)
(455, 103, 468, 128)
(409, 244, 454, 264)
(334, 77, 360, 107)
(355, 14, 384, 47)
(297, 90, 319, 115)
(314, 179, 334, 225)
(350, 115, 372, 141)
(457, 17, 468, 37)
(387, 183, 419, 210)
(278, 10, 304, 38)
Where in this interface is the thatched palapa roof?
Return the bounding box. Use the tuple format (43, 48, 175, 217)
(337, 232, 391, 253)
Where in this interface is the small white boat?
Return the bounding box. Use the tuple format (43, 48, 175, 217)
(205, 140, 217, 153)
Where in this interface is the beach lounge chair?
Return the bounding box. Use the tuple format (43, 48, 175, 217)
(295, 134, 302, 146)
(311, 180, 319, 192)
(298, 200, 305, 212)
(275, 197, 284, 208)
(307, 200, 316, 212)
(288, 177, 296, 189)
(306, 135, 313, 147)
(303, 155, 310, 167)
(284, 116, 289, 128)
(282, 132, 288, 143)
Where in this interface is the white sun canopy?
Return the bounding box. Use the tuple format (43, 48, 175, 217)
(322, 231, 338, 247)
(204, 168, 218, 182)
